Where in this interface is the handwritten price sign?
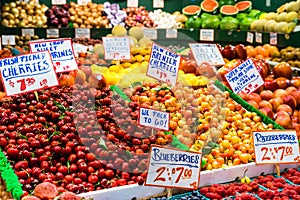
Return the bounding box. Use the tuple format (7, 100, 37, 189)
(29, 38, 78, 73)
(253, 131, 300, 164)
(0, 51, 58, 96)
(189, 43, 224, 66)
(138, 107, 170, 131)
(225, 59, 264, 94)
(102, 37, 131, 60)
(147, 43, 180, 88)
(145, 145, 201, 189)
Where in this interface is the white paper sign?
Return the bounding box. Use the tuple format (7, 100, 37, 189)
(224, 59, 264, 94)
(153, 0, 164, 8)
(22, 29, 35, 37)
(143, 28, 158, 40)
(145, 145, 201, 189)
(253, 131, 300, 164)
(0, 51, 58, 96)
(47, 29, 59, 38)
(139, 108, 170, 130)
(246, 32, 254, 43)
(75, 28, 90, 39)
(102, 37, 131, 60)
(77, 0, 91, 5)
(127, 0, 138, 7)
(270, 32, 277, 45)
(189, 43, 225, 66)
(166, 29, 177, 38)
(147, 43, 180, 87)
(2, 35, 15, 45)
(200, 29, 214, 41)
(73, 43, 89, 57)
(51, 0, 66, 5)
(29, 39, 78, 73)
(255, 32, 262, 43)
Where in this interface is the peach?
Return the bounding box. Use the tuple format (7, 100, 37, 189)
(291, 77, 300, 88)
(276, 104, 293, 115)
(275, 77, 291, 89)
(260, 90, 274, 101)
(291, 91, 300, 105)
(248, 93, 262, 104)
(259, 107, 274, 119)
(282, 95, 297, 110)
(273, 89, 287, 98)
(275, 115, 292, 129)
(269, 98, 283, 111)
(275, 110, 291, 119)
(259, 100, 273, 109)
(247, 100, 259, 109)
(239, 92, 248, 101)
(286, 86, 297, 95)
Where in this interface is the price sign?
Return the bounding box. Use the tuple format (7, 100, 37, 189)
(47, 29, 59, 38)
(200, 29, 214, 41)
(145, 145, 201, 189)
(166, 29, 177, 38)
(253, 130, 300, 164)
(51, 0, 66, 5)
(75, 28, 90, 39)
(2, 35, 16, 45)
(22, 29, 35, 37)
(102, 37, 131, 60)
(143, 28, 158, 40)
(224, 59, 264, 94)
(153, 0, 164, 8)
(246, 32, 254, 43)
(138, 107, 170, 131)
(29, 38, 78, 73)
(270, 32, 277, 45)
(77, 0, 91, 5)
(0, 51, 58, 96)
(127, 0, 138, 7)
(255, 32, 262, 43)
(73, 43, 89, 57)
(189, 43, 225, 66)
(147, 43, 180, 87)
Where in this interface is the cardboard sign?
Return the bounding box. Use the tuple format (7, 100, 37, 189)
(270, 32, 277, 45)
(127, 0, 138, 7)
(75, 28, 90, 39)
(102, 37, 131, 60)
(2, 35, 15, 45)
(189, 43, 225, 66)
(200, 29, 214, 41)
(22, 29, 35, 37)
(145, 145, 201, 189)
(0, 51, 58, 96)
(147, 43, 180, 87)
(138, 107, 170, 131)
(166, 29, 177, 38)
(255, 32, 262, 43)
(29, 38, 78, 73)
(153, 0, 164, 8)
(47, 29, 59, 38)
(77, 0, 91, 5)
(73, 43, 89, 57)
(224, 59, 264, 94)
(253, 131, 300, 164)
(51, 0, 66, 4)
(246, 32, 254, 43)
(143, 28, 158, 40)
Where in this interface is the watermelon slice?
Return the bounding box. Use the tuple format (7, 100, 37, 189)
(220, 5, 239, 16)
(200, 0, 219, 13)
(182, 5, 201, 16)
(235, 1, 252, 13)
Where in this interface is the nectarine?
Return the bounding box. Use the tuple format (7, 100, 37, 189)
(260, 90, 274, 101)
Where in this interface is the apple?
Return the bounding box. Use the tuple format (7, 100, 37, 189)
(235, 44, 247, 60)
(291, 77, 300, 88)
(291, 91, 300, 105)
(88, 74, 106, 89)
(275, 77, 290, 89)
(264, 79, 279, 91)
(273, 62, 293, 79)
(222, 45, 236, 60)
(260, 90, 274, 101)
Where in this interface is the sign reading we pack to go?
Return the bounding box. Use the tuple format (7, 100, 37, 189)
(138, 107, 170, 131)
(253, 130, 300, 164)
(29, 38, 78, 73)
(0, 51, 58, 96)
(145, 145, 201, 189)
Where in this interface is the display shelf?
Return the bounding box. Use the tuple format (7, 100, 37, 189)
(1, 27, 299, 48)
(77, 163, 299, 200)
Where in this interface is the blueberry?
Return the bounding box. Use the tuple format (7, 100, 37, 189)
(161, 197, 167, 200)
(191, 190, 198, 196)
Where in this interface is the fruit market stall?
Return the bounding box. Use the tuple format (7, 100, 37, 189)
(0, 0, 300, 200)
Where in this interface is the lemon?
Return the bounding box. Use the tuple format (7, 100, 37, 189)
(109, 65, 123, 73)
(105, 72, 120, 85)
(121, 62, 132, 68)
(139, 48, 149, 56)
(135, 54, 144, 63)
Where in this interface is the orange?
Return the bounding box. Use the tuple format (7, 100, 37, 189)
(169, 120, 178, 130)
(245, 45, 256, 58)
(255, 46, 269, 58)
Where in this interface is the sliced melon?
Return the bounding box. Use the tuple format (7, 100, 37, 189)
(182, 5, 201, 16)
(200, 0, 219, 13)
(220, 5, 239, 16)
(235, 1, 252, 13)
